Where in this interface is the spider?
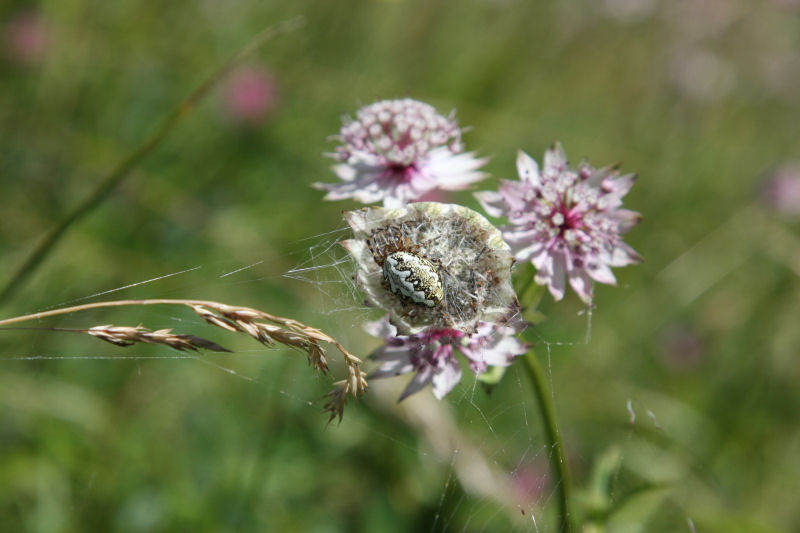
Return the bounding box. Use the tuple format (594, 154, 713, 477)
(366, 225, 445, 308)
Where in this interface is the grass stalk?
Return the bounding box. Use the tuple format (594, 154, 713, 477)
(0, 296, 364, 422)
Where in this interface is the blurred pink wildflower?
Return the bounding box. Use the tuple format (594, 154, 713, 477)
(222, 66, 278, 125)
(512, 459, 550, 507)
(3, 9, 49, 65)
(314, 98, 487, 207)
(476, 143, 642, 304)
(367, 316, 526, 401)
(761, 162, 800, 218)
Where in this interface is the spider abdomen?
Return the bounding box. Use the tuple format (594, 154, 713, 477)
(382, 251, 443, 307)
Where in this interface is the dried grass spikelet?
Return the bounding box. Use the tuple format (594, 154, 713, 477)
(0, 298, 366, 423)
(186, 302, 368, 422)
(88, 325, 230, 352)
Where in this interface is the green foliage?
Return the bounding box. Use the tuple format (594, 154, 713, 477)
(1, 0, 798, 531)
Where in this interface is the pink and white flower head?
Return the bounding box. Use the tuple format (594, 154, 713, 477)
(367, 316, 527, 401)
(476, 143, 642, 304)
(313, 98, 487, 207)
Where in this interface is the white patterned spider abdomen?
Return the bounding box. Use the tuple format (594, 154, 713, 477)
(382, 251, 444, 308)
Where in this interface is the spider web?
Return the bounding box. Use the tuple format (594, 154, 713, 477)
(282, 230, 700, 531)
(284, 228, 597, 531)
(0, 228, 683, 533)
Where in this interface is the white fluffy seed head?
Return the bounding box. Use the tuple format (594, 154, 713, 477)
(341, 202, 519, 335)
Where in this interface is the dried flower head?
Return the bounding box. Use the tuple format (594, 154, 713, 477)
(313, 98, 487, 207)
(367, 316, 527, 401)
(341, 202, 519, 335)
(476, 143, 642, 303)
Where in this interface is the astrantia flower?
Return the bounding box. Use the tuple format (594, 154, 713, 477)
(313, 99, 487, 207)
(367, 316, 527, 401)
(341, 202, 519, 335)
(476, 143, 642, 304)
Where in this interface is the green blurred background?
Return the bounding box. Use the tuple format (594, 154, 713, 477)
(1, 0, 799, 531)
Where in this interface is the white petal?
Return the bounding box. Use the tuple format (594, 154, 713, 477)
(370, 349, 415, 378)
(383, 194, 407, 208)
(331, 163, 358, 182)
(461, 335, 525, 367)
(585, 165, 616, 187)
(607, 242, 642, 266)
(364, 316, 397, 338)
(516, 150, 541, 185)
(431, 359, 462, 399)
(544, 142, 568, 175)
(504, 229, 544, 261)
(608, 173, 636, 198)
(610, 209, 642, 233)
(586, 260, 616, 285)
(474, 190, 507, 218)
(426, 149, 489, 190)
(568, 269, 594, 304)
(528, 241, 554, 270)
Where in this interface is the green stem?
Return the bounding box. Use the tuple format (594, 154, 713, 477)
(523, 348, 574, 533)
(0, 16, 305, 306)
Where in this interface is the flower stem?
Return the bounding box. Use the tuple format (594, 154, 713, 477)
(522, 348, 574, 533)
(0, 16, 305, 306)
